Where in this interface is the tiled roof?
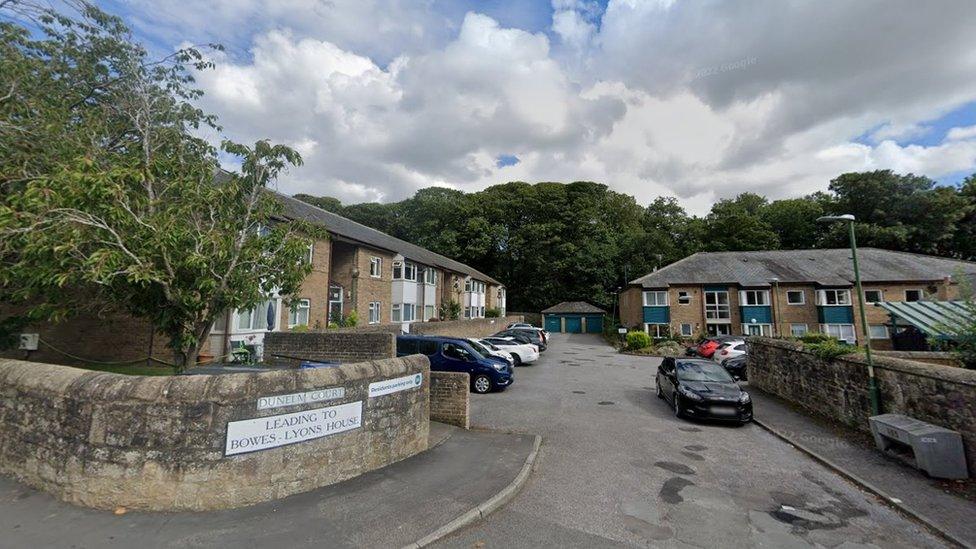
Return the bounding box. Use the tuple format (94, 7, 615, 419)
(541, 301, 607, 314)
(275, 192, 501, 285)
(631, 249, 976, 288)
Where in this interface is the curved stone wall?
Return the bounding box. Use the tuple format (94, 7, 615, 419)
(0, 355, 430, 511)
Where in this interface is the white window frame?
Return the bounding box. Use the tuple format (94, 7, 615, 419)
(464, 279, 472, 292)
(644, 323, 670, 339)
(424, 304, 435, 321)
(821, 323, 856, 344)
(288, 299, 310, 328)
(816, 289, 852, 306)
(790, 323, 808, 337)
(403, 303, 416, 322)
(863, 289, 883, 304)
(642, 290, 669, 307)
(235, 299, 276, 332)
(869, 325, 889, 339)
(680, 323, 693, 336)
(677, 291, 691, 305)
(424, 268, 436, 285)
(391, 303, 402, 322)
(369, 257, 382, 278)
(707, 323, 732, 336)
(739, 290, 770, 306)
(742, 323, 772, 336)
(403, 262, 417, 282)
(704, 290, 731, 321)
(464, 306, 471, 319)
(786, 290, 805, 305)
(905, 289, 923, 302)
(368, 301, 381, 324)
(393, 261, 403, 280)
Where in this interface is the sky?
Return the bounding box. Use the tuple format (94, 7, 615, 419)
(101, 0, 976, 214)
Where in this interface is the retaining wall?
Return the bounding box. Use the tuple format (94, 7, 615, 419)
(429, 372, 470, 429)
(748, 337, 976, 474)
(0, 355, 430, 511)
(874, 351, 961, 368)
(264, 331, 395, 364)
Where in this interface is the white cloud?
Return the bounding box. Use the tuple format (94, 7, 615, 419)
(947, 125, 976, 141)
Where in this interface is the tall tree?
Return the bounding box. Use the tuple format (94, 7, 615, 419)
(703, 193, 780, 251)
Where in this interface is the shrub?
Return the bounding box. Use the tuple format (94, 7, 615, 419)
(343, 310, 359, 327)
(290, 324, 309, 333)
(653, 340, 685, 357)
(805, 339, 862, 360)
(485, 308, 501, 318)
(327, 322, 339, 329)
(440, 300, 461, 321)
(626, 331, 652, 350)
(799, 332, 834, 345)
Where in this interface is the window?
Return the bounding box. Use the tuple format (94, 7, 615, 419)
(235, 300, 275, 331)
(644, 323, 670, 338)
(404, 262, 417, 281)
(905, 289, 923, 302)
(790, 323, 808, 337)
(863, 290, 883, 304)
(642, 291, 669, 306)
(822, 324, 856, 344)
(393, 261, 403, 279)
(369, 257, 382, 278)
(817, 289, 851, 306)
(464, 279, 472, 292)
(288, 299, 310, 328)
(677, 291, 691, 304)
(403, 304, 416, 322)
(464, 306, 471, 319)
(739, 290, 770, 306)
(424, 268, 436, 285)
(742, 324, 772, 336)
(704, 290, 731, 320)
(869, 325, 889, 339)
(680, 323, 693, 336)
(391, 303, 402, 322)
(786, 290, 805, 305)
(368, 302, 381, 324)
(424, 305, 435, 320)
(707, 324, 731, 336)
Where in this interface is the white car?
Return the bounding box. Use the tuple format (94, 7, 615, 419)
(467, 338, 514, 368)
(713, 340, 747, 364)
(507, 323, 550, 340)
(481, 337, 540, 366)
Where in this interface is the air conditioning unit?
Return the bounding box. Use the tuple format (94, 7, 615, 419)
(18, 333, 39, 351)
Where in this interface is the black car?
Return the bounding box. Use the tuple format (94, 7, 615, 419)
(494, 329, 547, 351)
(721, 355, 748, 381)
(655, 357, 752, 424)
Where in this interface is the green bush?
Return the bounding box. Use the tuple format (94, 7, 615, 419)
(626, 331, 652, 350)
(805, 339, 862, 360)
(290, 324, 309, 333)
(342, 310, 359, 327)
(485, 308, 501, 318)
(440, 300, 461, 321)
(799, 332, 834, 344)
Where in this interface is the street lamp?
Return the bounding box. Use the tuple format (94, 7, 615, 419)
(817, 214, 881, 415)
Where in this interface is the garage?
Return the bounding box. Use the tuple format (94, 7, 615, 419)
(541, 301, 608, 334)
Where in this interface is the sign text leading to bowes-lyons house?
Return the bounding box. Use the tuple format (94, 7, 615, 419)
(225, 401, 362, 456)
(368, 373, 423, 397)
(256, 387, 345, 410)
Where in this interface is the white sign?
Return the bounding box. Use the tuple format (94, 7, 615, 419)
(225, 401, 362, 456)
(368, 373, 423, 398)
(256, 387, 345, 410)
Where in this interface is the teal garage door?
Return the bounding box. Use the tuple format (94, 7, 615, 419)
(585, 315, 603, 333)
(545, 315, 562, 332)
(564, 316, 582, 333)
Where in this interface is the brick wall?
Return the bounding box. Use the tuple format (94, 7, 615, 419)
(353, 246, 394, 322)
(285, 236, 332, 330)
(668, 285, 702, 338)
(875, 351, 962, 367)
(430, 371, 469, 429)
(264, 331, 395, 364)
(329, 241, 357, 321)
(748, 337, 976, 474)
(619, 287, 643, 328)
(410, 315, 524, 337)
(0, 354, 430, 511)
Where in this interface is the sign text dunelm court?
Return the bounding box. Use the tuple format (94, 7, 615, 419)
(256, 387, 345, 410)
(225, 401, 362, 456)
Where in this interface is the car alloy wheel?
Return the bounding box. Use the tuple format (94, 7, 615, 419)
(472, 375, 492, 394)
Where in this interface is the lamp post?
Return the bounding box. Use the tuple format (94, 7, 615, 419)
(817, 214, 881, 416)
(770, 277, 780, 337)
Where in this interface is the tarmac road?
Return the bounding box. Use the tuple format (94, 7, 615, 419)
(439, 332, 946, 548)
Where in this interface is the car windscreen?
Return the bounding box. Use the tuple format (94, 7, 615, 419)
(460, 342, 486, 359)
(480, 340, 500, 350)
(468, 340, 492, 356)
(677, 361, 734, 382)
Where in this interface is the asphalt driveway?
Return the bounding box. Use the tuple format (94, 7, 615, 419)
(439, 332, 945, 548)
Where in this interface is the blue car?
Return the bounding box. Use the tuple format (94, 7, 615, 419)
(395, 335, 513, 394)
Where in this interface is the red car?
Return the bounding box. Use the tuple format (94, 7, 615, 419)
(696, 336, 738, 358)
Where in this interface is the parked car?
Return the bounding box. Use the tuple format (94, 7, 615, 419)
(480, 337, 539, 366)
(508, 322, 550, 340)
(696, 336, 739, 358)
(655, 357, 752, 424)
(494, 328, 547, 351)
(396, 335, 513, 394)
(467, 338, 514, 368)
(721, 355, 748, 381)
(713, 340, 747, 364)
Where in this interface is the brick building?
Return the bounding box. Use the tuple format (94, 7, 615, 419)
(4, 193, 505, 366)
(619, 248, 976, 349)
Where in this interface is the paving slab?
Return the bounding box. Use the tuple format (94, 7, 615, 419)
(748, 386, 976, 548)
(0, 427, 537, 548)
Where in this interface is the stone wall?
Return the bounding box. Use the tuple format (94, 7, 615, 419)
(509, 312, 542, 327)
(410, 315, 523, 338)
(0, 355, 430, 511)
(748, 337, 976, 474)
(875, 351, 961, 368)
(429, 372, 470, 429)
(264, 331, 395, 364)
